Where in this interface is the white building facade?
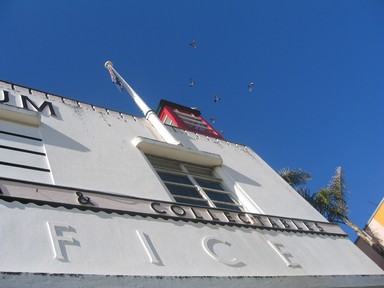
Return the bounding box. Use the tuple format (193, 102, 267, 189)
(0, 79, 383, 287)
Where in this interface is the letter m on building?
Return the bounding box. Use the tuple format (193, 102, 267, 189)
(21, 95, 57, 116)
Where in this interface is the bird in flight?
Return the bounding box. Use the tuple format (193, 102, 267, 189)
(210, 117, 216, 123)
(189, 78, 196, 86)
(248, 82, 254, 92)
(190, 40, 197, 48)
(214, 95, 221, 102)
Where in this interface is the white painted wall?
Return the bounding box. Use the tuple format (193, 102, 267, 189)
(0, 81, 326, 220)
(0, 80, 383, 285)
(0, 201, 381, 276)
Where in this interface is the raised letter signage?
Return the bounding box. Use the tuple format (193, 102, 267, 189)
(202, 236, 244, 267)
(268, 241, 301, 268)
(46, 222, 76, 261)
(0, 178, 347, 237)
(0, 90, 57, 116)
(136, 230, 163, 265)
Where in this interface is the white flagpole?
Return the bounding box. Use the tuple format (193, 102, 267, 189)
(105, 61, 180, 146)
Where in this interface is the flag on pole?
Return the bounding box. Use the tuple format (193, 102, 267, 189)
(107, 65, 124, 92)
(104, 60, 180, 145)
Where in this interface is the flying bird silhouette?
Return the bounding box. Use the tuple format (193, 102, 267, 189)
(190, 40, 197, 48)
(189, 78, 196, 86)
(248, 82, 254, 92)
(210, 117, 216, 123)
(214, 95, 221, 103)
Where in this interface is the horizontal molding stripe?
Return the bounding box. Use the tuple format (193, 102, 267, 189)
(0, 161, 50, 172)
(0, 144, 46, 156)
(0, 130, 42, 142)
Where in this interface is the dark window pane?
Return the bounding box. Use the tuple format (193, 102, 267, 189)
(205, 190, 235, 203)
(195, 179, 224, 191)
(157, 171, 192, 185)
(174, 196, 210, 207)
(184, 164, 214, 177)
(147, 155, 182, 171)
(165, 183, 202, 199)
(214, 202, 242, 212)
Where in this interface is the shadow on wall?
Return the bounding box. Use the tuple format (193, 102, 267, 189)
(221, 165, 261, 187)
(41, 123, 90, 152)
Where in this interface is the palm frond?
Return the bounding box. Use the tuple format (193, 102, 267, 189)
(297, 187, 315, 204)
(278, 168, 312, 189)
(327, 167, 349, 221)
(311, 187, 348, 223)
(278, 166, 378, 249)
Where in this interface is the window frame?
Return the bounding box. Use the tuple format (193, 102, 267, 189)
(156, 102, 224, 139)
(146, 155, 243, 212)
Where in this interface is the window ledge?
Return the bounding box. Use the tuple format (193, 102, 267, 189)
(0, 104, 41, 127)
(132, 136, 223, 167)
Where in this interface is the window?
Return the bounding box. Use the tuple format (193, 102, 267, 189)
(163, 115, 174, 126)
(156, 100, 224, 139)
(173, 109, 213, 133)
(147, 155, 243, 212)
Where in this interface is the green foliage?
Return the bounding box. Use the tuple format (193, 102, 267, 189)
(279, 166, 382, 249)
(278, 167, 349, 224)
(277, 168, 312, 190)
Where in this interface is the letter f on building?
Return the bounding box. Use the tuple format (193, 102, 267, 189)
(47, 222, 75, 261)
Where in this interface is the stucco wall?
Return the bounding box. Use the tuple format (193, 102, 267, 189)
(0, 200, 381, 277)
(1, 80, 383, 284)
(1, 81, 324, 221)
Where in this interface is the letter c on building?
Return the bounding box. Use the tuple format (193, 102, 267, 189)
(150, 202, 167, 214)
(202, 236, 244, 267)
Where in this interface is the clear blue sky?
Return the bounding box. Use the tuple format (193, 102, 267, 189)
(1, 0, 383, 240)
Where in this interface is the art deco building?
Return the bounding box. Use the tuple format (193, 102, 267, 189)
(0, 69, 383, 287)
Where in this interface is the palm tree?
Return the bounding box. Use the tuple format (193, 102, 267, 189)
(278, 167, 382, 252)
(278, 168, 314, 203)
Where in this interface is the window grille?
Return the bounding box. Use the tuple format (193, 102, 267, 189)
(174, 109, 213, 133)
(147, 155, 243, 211)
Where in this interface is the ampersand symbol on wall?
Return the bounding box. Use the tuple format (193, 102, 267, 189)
(76, 192, 93, 205)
